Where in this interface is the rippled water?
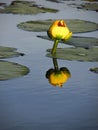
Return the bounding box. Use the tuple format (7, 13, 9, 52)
(0, 0, 98, 130)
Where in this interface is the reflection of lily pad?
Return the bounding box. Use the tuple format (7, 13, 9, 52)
(0, 1, 58, 14)
(46, 47, 98, 62)
(17, 19, 98, 33)
(0, 46, 24, 59)
(0, 60, 29, 80)
(37, 36, 98, 49)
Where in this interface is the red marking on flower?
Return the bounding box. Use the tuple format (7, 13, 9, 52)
(58, 20, 66, 27)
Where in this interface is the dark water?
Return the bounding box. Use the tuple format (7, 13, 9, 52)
(0, 0, 98, 130)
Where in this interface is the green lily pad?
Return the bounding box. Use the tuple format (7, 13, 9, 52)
(46, 47, 98, 62)
(78, 3, 98, 12)
(89, 67, 98, 73)
(0, 60, 29, 80)
(0, 1, 58, 14)
(17, 19, 98, 33)
(37, 36, 98, 49)
(68, 2, 98, 12)
(84, 0, 98, 2)
(0, 46, 24, 59)
(46, 0, 62, 3)
(0, 46, 16, 51)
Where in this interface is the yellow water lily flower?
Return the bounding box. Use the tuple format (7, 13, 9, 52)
(47, 20, 72, 40)
(46, 67, 71, 87)
(47, 20, 72, 54)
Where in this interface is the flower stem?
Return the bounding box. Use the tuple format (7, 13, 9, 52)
(52, 58, 59, 70)
(51, 39, 59, 54)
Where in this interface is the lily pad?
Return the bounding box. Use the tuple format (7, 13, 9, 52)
(0, 46, 24, 59)
(0, 60, 29, 80)
(37, 36, 98, 49)
(83, 0, 98, 2)
(46, 47, 98, 62)
(17, 19, 98, 33)
(89, 67, 98, 73)
(0, 1, 58, 14)
(69, 2, 98, 12)
(79, 3, 98, 12)
(46, 0, 62, 3)
(0, 46, 16, 51)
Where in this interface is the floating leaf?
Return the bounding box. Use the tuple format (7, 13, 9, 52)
(46, 47, 98, 62)
(84, 0, 98, 2)
(0, 46, 24, 59)
(17, 19, 98, 33)
(0, 1, 58, 14)
(0, 46, 16, 52)
(37, 35, 98, 49)
(89, 67, 98, 73)
(78, 3, 98, 12)
(68, 2, 98, 12)
(46, 0, 62, 3)
(0, 60, 29, 80)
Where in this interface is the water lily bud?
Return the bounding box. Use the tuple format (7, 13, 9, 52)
(47, 20, 72, 41)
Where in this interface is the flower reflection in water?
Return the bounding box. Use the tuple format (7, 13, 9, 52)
(46, 58, 71, 87)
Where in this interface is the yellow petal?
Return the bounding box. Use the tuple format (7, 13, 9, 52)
(48, 20, 72, 40)
(63, 32, 72, 41)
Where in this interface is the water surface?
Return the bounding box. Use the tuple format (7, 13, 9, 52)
(0, 0, 98, 130)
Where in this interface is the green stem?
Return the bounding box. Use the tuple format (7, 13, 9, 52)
(52, 58, 59, 70)
(51, 39, 59, 54)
